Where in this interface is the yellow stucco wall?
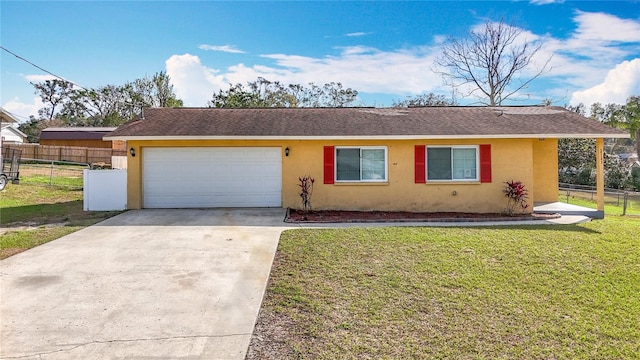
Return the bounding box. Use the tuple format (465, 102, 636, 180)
(532, 138, 559, 203)
(126, 138, 556, 213)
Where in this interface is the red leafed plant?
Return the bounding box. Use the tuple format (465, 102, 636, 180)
(299, 175, 315, 213)
(503, 180, 529, 215)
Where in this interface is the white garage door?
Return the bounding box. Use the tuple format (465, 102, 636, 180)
(143, 147, 282, 208)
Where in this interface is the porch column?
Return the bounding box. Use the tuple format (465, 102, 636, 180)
(596, 138, 605, 212)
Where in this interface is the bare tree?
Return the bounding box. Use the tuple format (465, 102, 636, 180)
(435, 18, 551, 106)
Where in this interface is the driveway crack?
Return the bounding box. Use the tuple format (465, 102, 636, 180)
(0, 333, 252, 359)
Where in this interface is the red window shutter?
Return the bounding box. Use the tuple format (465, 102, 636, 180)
(323, 146, 335, 184)
(479, 144, 492, 183)
(415, 145, 426, 183)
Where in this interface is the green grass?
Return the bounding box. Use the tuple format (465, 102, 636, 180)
(0, 183, 121, 259)
(20, 174, 84, 188)
(15, 163, 86, 188)
(256, 217, 640, 359)
(0, 226, 86, 259)
(558, 191, 640, 216)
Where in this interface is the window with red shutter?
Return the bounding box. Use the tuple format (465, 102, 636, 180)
(419, 145, 489, 182)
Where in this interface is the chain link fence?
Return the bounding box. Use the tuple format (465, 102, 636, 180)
(559, 183, 640, 216)
(17, 159, 89, 189)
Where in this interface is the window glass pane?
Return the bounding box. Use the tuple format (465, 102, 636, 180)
(336, 148, 360, 180)
(427, 148, 452, 180)
(361, 149, 386, 180)
(452, 148, 477, 180)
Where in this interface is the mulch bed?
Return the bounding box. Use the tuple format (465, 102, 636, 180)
(285, 209, 560, 223)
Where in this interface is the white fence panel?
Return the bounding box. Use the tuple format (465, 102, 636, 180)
(111, 155, 128, 169)
(83, 169, 127, 211)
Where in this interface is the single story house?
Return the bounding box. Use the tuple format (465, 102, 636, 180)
(40, 127, 125, 149)
(619, 152, 639, 164)
(1, 125, 27, 144)
(105, 106, 628, 213)
(1, 108, 27, 144)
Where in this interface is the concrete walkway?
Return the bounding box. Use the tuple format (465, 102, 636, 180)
(0, 209, 289, 360)
(534, 201, 603, 219)
(290, 214, 591, 228)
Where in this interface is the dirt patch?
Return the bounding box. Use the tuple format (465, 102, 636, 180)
(0, 248, 26, 259)
(0, 222, 70, 235)
(285, 209, 559, 223)
(246, 310, 299, 360)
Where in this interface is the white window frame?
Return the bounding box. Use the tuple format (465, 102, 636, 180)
(335, 146, 388, 182)
(426, 145, 480, 182)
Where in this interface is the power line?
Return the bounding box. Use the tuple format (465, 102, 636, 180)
(1, 108, 31, 121)
(0, 45, 87, 91)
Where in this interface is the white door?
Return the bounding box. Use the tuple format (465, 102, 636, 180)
(143, 147, 282, 208)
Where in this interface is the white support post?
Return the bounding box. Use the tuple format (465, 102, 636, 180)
(596, 138, 605, 214)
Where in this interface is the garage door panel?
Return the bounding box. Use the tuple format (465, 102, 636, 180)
(143, 147, 282, 208)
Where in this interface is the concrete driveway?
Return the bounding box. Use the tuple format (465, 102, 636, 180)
(0, 208, 289, 359)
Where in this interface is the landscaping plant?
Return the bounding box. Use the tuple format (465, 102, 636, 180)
(503, 180, 529, 215)
(298, 175, 314, 212)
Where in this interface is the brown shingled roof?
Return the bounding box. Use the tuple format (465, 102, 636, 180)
(105, 106, 628, 139)
(40, 127, 117, 141)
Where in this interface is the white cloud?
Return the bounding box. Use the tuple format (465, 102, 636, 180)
(164, 47, 448, 106)
(345, 32, 369, 37)
(432, 35, 447, 44)
(165, 54, 227, 106)
(532, 11, 640, 104)
(530, 0, 564, 5)
(23, 74, 57, 83)
(2, 97, 43, 121)
(572, 11, 640, 43)
(570, 58, 640, 106)
(549, 11, 640, 69)
(259, 47, 443, 94)
(198, 44, 246, 54)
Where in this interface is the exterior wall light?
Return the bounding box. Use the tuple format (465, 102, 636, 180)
(285, 147, 290, 157)
(130, 147, 136, 157)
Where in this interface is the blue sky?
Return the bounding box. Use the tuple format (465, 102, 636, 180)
(1, 1, 639, 121)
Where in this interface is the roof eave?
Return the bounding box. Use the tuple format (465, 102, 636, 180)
(104, 133, 631, 141)
(1, 126, 28, 138)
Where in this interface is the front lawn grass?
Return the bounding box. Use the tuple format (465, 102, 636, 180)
(560, 193, 640, 216)
(20, 174, 84, 188)
(0, 184, 121, 259)
(254, 216, 640, 359)
(17, 163, 86, 188)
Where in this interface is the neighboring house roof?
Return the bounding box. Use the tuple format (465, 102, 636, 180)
(105, 106, 629, 140)
(1, 125, 28, 143)
(619, 153, 638, 159)
(40, 127, 117, 141)
(0, 107, 20, 124)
